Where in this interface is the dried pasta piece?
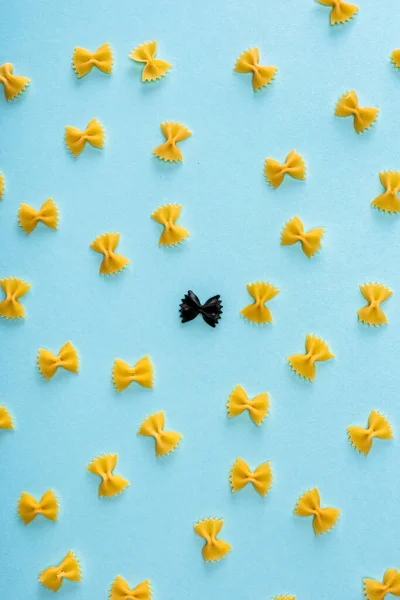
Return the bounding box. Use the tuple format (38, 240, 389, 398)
(151, 204, 189, 246)
(87, 454, 129, 498)
(335, 91, 379, 134)
(90, 232, 130, 275)
(233, 47, 277, 92)
(153, 122, 191, 163)
(109, 576, 152, 600)
(37, 341, 79, 381)
(0, 63, 30, 101)
(348, 410, 393, 455)
(391, 50, 400, 70)
(180, 290, 223, 327)
(264, 150, 306, 189)
(18, 198, 59, 235)
(358, 283, 392, 326)
(281, 216, 324, 258)
(112, 355, 154, 393)
(317, 0, 358, 25)
(240, 281, 279, 325)
(287, 334, 334, 382)
(274, 597, 296, 600)
(0, 277, 31, 320)
(294, 488, 340, 536)
(138, 411, 182, 457)
(371, 172, 400, 214)
(129, 41, 172, 82)
(0, 406, 14, 429)
(65, 118, 104, 157)
(72, 43, 113, 78)
(227, 385, 269, 426)
(39, 551, 82, 592)
(194, 518, 231, 562)
(18, 489, 58, 525)
(0, 172, 4, 200)
(230, 458, 272, 497)
(364, 569, 400, 600)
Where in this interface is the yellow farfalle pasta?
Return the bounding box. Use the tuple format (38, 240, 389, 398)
(335, 91, 379, 134)
(274, 597, 296, 600)
(109, 576, 152, 600)
(358, 283, 392, 326)
(240, 281, 279, 325)
(0, 277, 31, 320)
(87, 454, 129, 498)
(37, 341, 79, 381)
(153, 122, 191, 163)
(348, 410, 393, 456)
(234, 47, 277, 92)
(294, 488, 340, 536)
(0, 406, 14, 430)
(72, 43, 113, 78)
(112, 355, 154, 393)
(194, 518, 231, 562)
(18, 198, 58, 235)
(65, 118, 104, 157)
(0, 63, 30, 101)
(90, 232, 130, 275)
(264, 150, 306, 189)
(230, 458, 272, 497)
(287, 334, 334, 382)
(18, 489, 58, 525)
(391, 50, 400, 71)
(129, 41, 172, 82)
(151, 204, 190, 246)
(364, 569, 400, 600)
(138, 411, 182, 457)
(317, 0, 358, 25)
(227, 384, 269, 426)
(281, 216, 324, 258)
(371, 172, 400, 214)
(39, 551, 81, 592)
(0, 172, 4, 200)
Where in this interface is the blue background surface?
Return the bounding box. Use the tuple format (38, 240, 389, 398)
(1, 1, 400, 598)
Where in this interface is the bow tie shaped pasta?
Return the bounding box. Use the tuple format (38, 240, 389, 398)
(0, 277, 31, 320)
(18, 490, 59, 525)
(364, 569, 400, 600)
(317, 0, 358, 25)
(0, 63, 30, 101)
(37, 341, 79, 381)
(335, 91, 379, 134)
(371, 171, 400, 214)
(240, 281, 280, 325)
(65, 118, 104, 157)
(227, 384, 270, 426)
(348, 410, 393, 455)
(152, 122, 191, 163)
(234, 47, 277, 92)
(72, 43, 113, 78)
(109, 576, 152, 600)
(112, 355, 154, 393)
(129, 40, 172, 82)
(281, 216, 325, 258)
(151, 204, 190, 246)
(0, 406, 14, 430)
(357, 283, 392, 326)
(138, 411, 182, 457)
(287, 334, 334, 382)
(194, 518, 232, 562)
(90, 232, 130, 275)
(87, 454, 129, 498)
(39, 551, 81, 592)
(0, 172, 4, 200)
(294, 488, 340, 536)
(230, 458, 273, 497)
(18, 198, 58, 235)
(264, 150, 306, 189)
(180, 290, 223, 327)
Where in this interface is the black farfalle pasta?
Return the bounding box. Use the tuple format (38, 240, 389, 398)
(179, 290, 223, 328)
